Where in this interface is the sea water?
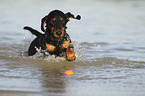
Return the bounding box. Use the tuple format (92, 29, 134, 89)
(0, 0, 145, 96)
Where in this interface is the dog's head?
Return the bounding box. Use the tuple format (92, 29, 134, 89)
(41, 10, 81, 38)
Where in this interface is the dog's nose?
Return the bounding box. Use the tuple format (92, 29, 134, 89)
(56, 31, 62, 36)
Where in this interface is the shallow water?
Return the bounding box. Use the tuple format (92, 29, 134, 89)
(0, 0, 145, 96)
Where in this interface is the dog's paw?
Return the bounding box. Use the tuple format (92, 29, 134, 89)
(66, 48, 76, 61)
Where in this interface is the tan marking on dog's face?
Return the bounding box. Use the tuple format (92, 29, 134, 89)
(53, 18, 56, 21)
(60, 18, 63, 21)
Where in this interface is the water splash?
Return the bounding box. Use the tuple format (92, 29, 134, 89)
(22, 30, 26, 57)
(20, 41, 89, 62)
(73, 41, 87, 61)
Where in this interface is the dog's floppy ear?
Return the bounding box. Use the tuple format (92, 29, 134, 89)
(41, 15, 48, 32)
(65, 12, 81, 20)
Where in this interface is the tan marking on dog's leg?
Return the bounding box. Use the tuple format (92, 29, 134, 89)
(46, 43, 55, 52)
(66, 47, 76, 61)
(61, 40, 70, 49)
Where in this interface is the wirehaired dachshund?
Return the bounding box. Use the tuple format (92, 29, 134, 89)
(23, 10, 81, 61)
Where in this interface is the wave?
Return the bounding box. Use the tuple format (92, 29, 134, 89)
(0, 42, 145, 68)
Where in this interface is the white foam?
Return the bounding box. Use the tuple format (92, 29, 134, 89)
(44, 55, 66, 62)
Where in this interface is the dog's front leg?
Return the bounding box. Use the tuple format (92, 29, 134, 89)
(66, 45, 76, 61)
(61, 40, 76, 61)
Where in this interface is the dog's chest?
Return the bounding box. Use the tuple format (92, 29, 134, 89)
(45, 40, 70, 52)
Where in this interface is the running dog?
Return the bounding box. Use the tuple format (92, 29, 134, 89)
(23, 10, 81, 61)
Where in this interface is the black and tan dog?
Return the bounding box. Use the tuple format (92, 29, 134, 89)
(23, 10, 81, 61)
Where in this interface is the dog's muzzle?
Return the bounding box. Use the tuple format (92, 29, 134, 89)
(56, 31, 62, 36)
(54, 28, 64, 38)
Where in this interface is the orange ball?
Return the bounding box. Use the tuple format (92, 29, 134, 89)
(64, 70, 74, 76)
